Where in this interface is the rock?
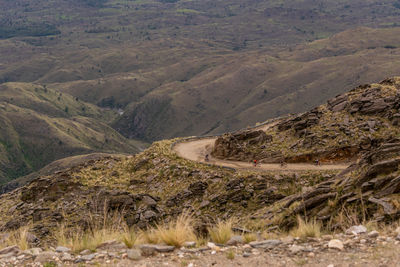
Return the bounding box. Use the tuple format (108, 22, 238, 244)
(55, 246, 71, 253)
(138, 244, 175, 255)
(346, 225, 367, 235)
(127, 249, 142, 260)
(35, 251, 58, 263)
(24, 248, 42, 256)
(0, 246, 20, 256)
(226, 235, 244, 246)
(81, 253, 96, 261)
(80, 249, 92, 255)
(96, 240, 127, 251)
(368, 231, 379, 238)
(289, 244, 305, 254)
(153, 245, 175, 253)
(396, 227, 400, 235)
(61, 253, 74, 261)
(207, 242, 217, 249)
(0, 252, 15, 260)
(243, 252, 251, 257)
(138, 244, 157, 256)
(281, 236, 294, 244)
(328, 239, 344, 250)
(183, 241, 196, 248)
(249, 240, 282, 248)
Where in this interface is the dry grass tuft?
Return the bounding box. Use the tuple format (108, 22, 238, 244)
(1, 226, 31, 250)
(208, 219, 234, 244)
(56, 207, 139, 252)
(145, 212, 197, 247)
(290, 216, 321, 239)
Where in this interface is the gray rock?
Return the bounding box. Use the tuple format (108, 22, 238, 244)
(81, 253, 96, 261)
(289, 244, 305, 254)
(143, 210, 157, 220)
(227, 235, 244, 246)
(96, 240, 127, 251)
(328, 239, 344, 250)
(138, 245, 157, 256)
(61, 253, 74, 261)
(24, 248, 42, 256)
(154, 245, 175, 253)
(55, 246, 71, 253)
(35, 251, 58, 263)
(0, 245, 20, 256)
(80, 249, 92, 255)
(183, 241, 196, 248)
(0, 252, 16, 260)
(346, 225, 367, 235)
(249, 240, 282, 248)
(396, 234, 400, 241)
(243, 252, 251, 257)
(138, 244, 175, 254)
(368, 231, 379, 238)
(127, 249, 142, 260)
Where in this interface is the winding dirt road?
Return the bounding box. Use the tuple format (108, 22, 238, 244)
(173, 122, 349, 172)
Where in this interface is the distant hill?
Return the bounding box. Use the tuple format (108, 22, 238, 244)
(0, 82, 144, 184)
(1, 0, 400, 141)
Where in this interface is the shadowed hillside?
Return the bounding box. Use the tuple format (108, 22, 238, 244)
(0, 83, 143, 184)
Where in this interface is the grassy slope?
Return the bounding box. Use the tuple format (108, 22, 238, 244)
(0, 82, 143, 184)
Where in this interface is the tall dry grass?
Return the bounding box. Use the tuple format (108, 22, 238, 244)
(290, 216, 321, 239)
(208, 218, 234, 244)
(140, 212, 197, 247)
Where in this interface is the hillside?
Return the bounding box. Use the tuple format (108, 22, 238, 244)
(0, 78, 399, 247)
(1, 0, 400, 141)
(0, 82, 143, 184)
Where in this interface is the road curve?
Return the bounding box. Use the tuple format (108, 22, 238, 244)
(173, 122, 350, 172)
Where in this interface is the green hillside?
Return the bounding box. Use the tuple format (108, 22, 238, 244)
(0, 82, 142, 184)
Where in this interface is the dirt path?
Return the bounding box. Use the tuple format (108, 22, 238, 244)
(173, 122, 349, 172)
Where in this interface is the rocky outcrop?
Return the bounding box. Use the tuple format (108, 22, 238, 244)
(212, 130, 272, 160)
(264, 140, 400, 229)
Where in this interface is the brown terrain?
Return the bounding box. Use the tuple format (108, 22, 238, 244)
(0, 78, 399, 266)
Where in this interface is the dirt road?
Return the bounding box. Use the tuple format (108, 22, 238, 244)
(173, 137, 349, 172)
(173, 120, 349, 171)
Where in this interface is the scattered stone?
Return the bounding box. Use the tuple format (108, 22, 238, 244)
(281, 236, 294, 244)
(96, 240, 127, 251)
(61, 253, 74, 261)
(138, 245, 157, 257)
(289, 244, 305, 254)
(35, 251, 58, 263)
(55, 246, 71, 253)
(249, 240, 282, 248)
(207, 242, 217, 249)
(80, 249, 92, 255)
(243, 252, 251, 258)
(183, 241, 196, 248)
(395, 235, 400, 241)
(0, 246, 19, 256)
(368, 231, 379, 238)
(127, 249, 142, 260)
(346, 225, 367, 235)
(328, 239, 344, 250)
(227, 235, 244, 246)
(80, 253, 96, 261)
(24, 248, 42, 256)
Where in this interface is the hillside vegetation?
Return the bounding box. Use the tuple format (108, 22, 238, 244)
(0, 82, 142, 184)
